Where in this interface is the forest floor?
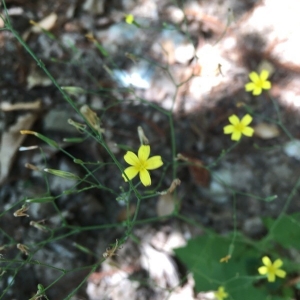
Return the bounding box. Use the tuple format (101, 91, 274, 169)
(1, 0, 300, 299)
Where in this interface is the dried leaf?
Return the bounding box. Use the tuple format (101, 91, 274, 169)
(184, 155, 210, 187)
(0, 113, 37, 184)
(31, 13, 58, 33)
(0, 99, 41, 111)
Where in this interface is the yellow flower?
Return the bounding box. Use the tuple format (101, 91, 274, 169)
(125, 14, 134, 24)
(258, 256, 286, 282)
(245, 70, 271, 95)
(123, 145, 163, 186)
(214, 286, 228, 300)
(223, 114, 254, 141)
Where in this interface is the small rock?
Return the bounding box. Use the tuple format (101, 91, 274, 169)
(243, 217, 265, 237)
(284, 139, 300, 160)
(43, 109, 77, 133)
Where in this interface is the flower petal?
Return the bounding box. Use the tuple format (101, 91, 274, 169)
(242, 126, 254, 137)
(231, 131, 242, 141)
(275, 269, 286, 278)
(139, 169, 151, 186)
(138, 145, 150, 161)
(258, 266, 268, 275)
(123, 166, 139, 181)
(262, 256, 272, 267)
(267, 273, 276, 282)
(145, 156, 163, 170)
(262, 81, 271, 90)
(273, 259, 283, 268)
(241, 114, 253, 126)
(260, 70, 269, 81)
(124, 151, 139, 166)
(253, 87, 262, 95)
(228, 115, 240, 125)
(245, 82, 255, 92)
(249, 71, 259, 83)
(224, 125, 234, 134)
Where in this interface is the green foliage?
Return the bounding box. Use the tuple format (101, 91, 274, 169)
(174, 234, 258, 291)
(174, 232, 292, 299)
(263, 213, 300, 250)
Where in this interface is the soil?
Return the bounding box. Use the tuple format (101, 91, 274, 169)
(1, 0, 300, 299)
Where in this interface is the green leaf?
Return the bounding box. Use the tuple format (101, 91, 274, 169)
(174, 234, 292, 299)
(263, 213, 300, 249)
(227, 279, 270, 300)
(174, 234, 258, 292)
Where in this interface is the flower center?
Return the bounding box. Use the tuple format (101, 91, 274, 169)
(256, 78, 264, 88)
(137, 160, 147, 171)
(267, 265, 276, 275)
(234, 122, 245, 132)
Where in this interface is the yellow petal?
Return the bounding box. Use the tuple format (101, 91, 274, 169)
(273, 259, 283, 268)
(124, 151, 139, 166)
(262, 81, 271, 89)
(260, 70, 269, 81)
(224, 125, 234, 134)
(228, 115, 240, 125)
(145, 156, 163, 170)
(245, 82, 255, 92)
(139, 169, 151, 186)
(231, 131, 242, 141)
(275, 269, 286, 278)
(241, 114, 253, 126)
(258, 266, 268, 275)
(267, 273, 276, 282)
(253, 87, 262, 96)
(262, 256, 272, 267)
(138, 145, 150, 161)
(123, 166, 139, 181)
(242, 126, 254, 137)
(249, 71, 259, 83)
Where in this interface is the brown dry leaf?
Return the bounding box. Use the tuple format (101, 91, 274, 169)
(0, 113, 37, 184)
(187, 156, 210, 187)
(254, 122, 280, 139)
(31, 13, 58, 33)
(156, 193, 178, 217)
(0, 99, 41, 111)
